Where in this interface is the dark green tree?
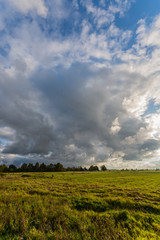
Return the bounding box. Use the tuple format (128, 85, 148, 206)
(54, 162, 64, 172)
(39, 163, 47, 172)
(21, 163, 28, 171)
(9, 164, 17, 172)
(34, 162, 40, 171)
(27, 163, 34, 172)
(0, 164, 8, 172)
(89, 165, 99, 171)
(101, 165, 107, 171)
(47, 163, 55, 172)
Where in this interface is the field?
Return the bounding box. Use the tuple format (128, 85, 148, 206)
(0, 171, 160, 240)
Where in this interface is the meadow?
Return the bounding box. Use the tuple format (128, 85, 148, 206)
(0, 171, 160, 239)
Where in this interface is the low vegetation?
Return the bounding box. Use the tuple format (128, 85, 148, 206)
(0, 171, 160, 239)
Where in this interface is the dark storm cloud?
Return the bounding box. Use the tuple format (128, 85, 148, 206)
(30, 65, 148, 162)
(0, 68, 55, 155)
(122, 138, 160, 161)
(0, 63, 158, 166)
(140, 139, 160, 151)
(118, 118, 145, 139)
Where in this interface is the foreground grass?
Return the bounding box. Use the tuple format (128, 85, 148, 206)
(0, 171, 160, 239)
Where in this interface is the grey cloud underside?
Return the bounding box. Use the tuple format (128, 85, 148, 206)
(0, 64, 158, 165)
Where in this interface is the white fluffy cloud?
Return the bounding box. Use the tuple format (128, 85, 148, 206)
(7, 0, 48, 17)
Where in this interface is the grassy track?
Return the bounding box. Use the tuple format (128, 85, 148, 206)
(0, 171, 160, 239)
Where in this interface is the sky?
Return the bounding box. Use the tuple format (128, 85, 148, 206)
(0, 0, 160, 169)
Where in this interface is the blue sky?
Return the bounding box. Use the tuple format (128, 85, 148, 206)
(0, 0, 160, 169)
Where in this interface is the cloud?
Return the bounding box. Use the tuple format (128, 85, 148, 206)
(7, 0, 48, 17)
(0, 127, 15, 140)
(0, 1, 160, 169)
(110, 117, 121, 135)
(1, 62, 160, 168)
(136, 15, 160, 48)
(81, 0, 134, 27)
(0, 62, 157, 167)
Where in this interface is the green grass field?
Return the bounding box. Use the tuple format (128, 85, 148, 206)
(0, 171, 160, 239)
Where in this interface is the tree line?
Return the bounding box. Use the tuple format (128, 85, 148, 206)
(0, 162, 107, 173)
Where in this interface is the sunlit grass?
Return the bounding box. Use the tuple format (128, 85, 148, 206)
(0, 171, 160, 239)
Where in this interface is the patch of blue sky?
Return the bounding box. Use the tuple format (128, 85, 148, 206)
(142, 99, 160, 117)
(92, 0, 119, 8)
(0, 0, 6, 12)
(115, 0, 160, 50)
(37, 4, 83, 38)
(59, 19, 78, 37)
(0, 44, 10, 58)
(77, 5, 99, 29)
(116, 0, 160, 30)
(89, 56, 107, 63)
(0, 138, 8, 145)
(3, 15, 27, 37)
(72, 1, 113, 34)
(37, 18, 57, 38)
(146, 46, 157, 58)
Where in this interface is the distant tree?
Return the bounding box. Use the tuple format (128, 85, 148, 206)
(78, 166, 84, 171)
(0, 164, 7, 172)
(66, 167, 72, 171)
(34, 162, 40, 171)
(101, 165, 107, 171)
(67, 166, 84, 171)
(21, 163, 28, 171)
(0, 165, 3, 172)
(47, 163, 55, 172)
(3, 165, 9, 172)
(89, 165, 99, 171)
(39, 163, 47, 172)
(94, 165, 99, 171)
(27, 163, 34, 172)
(89, 165, 94, 171)
(54, 162, 64, 172)
(9, 164, 17, 172)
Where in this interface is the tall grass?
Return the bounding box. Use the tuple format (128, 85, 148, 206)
(0, 171, 160, 239)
